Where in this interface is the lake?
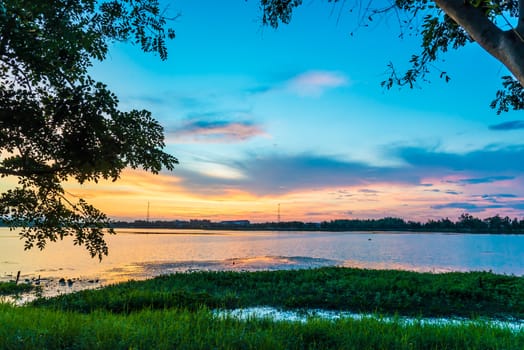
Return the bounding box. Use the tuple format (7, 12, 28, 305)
(2, 228, 524, 289)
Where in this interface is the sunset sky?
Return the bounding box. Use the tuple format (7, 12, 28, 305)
(48, 1, 524, 222)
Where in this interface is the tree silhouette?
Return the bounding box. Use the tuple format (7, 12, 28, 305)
(0, 0, 178, 259)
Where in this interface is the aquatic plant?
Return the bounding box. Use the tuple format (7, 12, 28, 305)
(31, 267, 524, 319)
(0, 281, 36, 296)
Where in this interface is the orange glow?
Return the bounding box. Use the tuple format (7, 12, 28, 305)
(60, 173, 465, 222)
(1, 168, 519, 223)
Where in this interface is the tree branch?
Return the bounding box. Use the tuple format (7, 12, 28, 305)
(0, 164, 66, 177)
(435, 0, 524, 85)
(434, 0, 503, 55)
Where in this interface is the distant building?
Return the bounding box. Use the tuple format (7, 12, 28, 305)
(219, 220, 250, 226)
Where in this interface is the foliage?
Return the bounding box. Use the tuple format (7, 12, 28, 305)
(32, 267, 524, 319)
(2, 304, 522, 350)
(259, 0, 524, 112)
(260, 0, 303, 27)
(491, 76, 524, 114)
(0, 0, 178, 259)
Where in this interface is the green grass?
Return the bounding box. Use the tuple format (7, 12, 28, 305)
(0, 281, 37, 296)
(31, 267, 524, 319)
(0, 303, 522, 350)
(3, 267, 524, 349)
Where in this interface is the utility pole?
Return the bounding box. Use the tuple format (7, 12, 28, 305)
(278, 203, 281, 224)
(146, 201, 150, 223)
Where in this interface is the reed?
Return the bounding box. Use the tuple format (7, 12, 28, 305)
(31, 267, 524, 319)
(0, 281, 36, 296)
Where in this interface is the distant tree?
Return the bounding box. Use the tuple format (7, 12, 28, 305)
(0, 0, 178, 259)
(484, 214, 513, 232)
(259, 0, 524, 113)
(457, 213, 487, 231)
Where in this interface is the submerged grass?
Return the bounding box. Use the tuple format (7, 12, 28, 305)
(31, 267, 524, 319)
(0, 281, 36, 296)
(1, 303, 523, 350)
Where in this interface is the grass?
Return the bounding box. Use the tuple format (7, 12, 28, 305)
(1, 303, 522, 350)
(0, 281, 37, 296)
(2, 267, 524, 349)
(31, 267, 524, 319)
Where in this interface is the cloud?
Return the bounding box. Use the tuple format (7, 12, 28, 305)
(445, 190, 461, 195)
(430, 202, 504, 212)
(333, 189, 354, 199)
(489, 120, 524, 131)
(171, 144, 524, 198)
(444, 176, 515, 185)
(395, 145, 524, 173)
(359, 189, 381, 194)
(244, 85, 273, 95)
(245, 70, 349, 98)
(424, 189, 461, 194)
(175, 153, 423, 196)
(481, 193, 518, 199)
(429, 198, 524, 213)
(171, 120, 266, 143)
(478, 193, 519, 204)
(286, 71, 349, 97)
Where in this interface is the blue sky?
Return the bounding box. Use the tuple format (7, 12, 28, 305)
(80, 0, 524, 222)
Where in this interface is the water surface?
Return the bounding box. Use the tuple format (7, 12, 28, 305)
(1, 228, 523, 288)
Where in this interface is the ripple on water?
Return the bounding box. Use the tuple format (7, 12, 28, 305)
(135, 256, 340, 277)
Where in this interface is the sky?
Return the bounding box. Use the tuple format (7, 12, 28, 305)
(42, 1, 524, 222)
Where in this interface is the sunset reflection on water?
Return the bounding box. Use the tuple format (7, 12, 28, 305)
(2, 228, 524, 295)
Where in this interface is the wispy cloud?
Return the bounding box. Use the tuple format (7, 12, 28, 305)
(444, 176, 515, 185)
(395, 145, 524, 173)
(244, 70, 350, 98)
(424, 189, 462, 195)
(359, 189, 381, 194)
(286, 71, 349, 97)
(170, 120, 266, 143)
(478, 193, 519, 204)
(489, 120, 524, 131)
(481, 193, 518, 199)
(175, 153, 422, 196)
(171, 143, 524, 196)
(445, 190, 462, 195)
(431, 202, 504, 212)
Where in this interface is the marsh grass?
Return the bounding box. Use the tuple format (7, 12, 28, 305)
(4, 268, 524, 349)
(0, 281, 36, 296)
(31, 267, 524, 319)
(1, 303, 522, 350)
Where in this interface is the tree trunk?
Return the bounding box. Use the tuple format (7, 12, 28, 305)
(435, 0, 524, 86)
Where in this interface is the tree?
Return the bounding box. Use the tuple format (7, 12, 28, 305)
(0, 0, 178, 260)
(259, 0, 524, 113)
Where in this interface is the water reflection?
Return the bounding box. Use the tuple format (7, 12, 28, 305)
(1, 228, 524, 291)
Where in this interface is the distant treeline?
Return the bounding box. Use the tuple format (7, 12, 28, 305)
(111, 213, 524, 233)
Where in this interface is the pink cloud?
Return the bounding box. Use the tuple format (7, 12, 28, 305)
(287, 70, 349, 96)
(169, 120, 267, 143)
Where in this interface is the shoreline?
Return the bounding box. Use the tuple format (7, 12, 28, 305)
(1, 255, 480, 303)
(4, 265, 524, 348)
